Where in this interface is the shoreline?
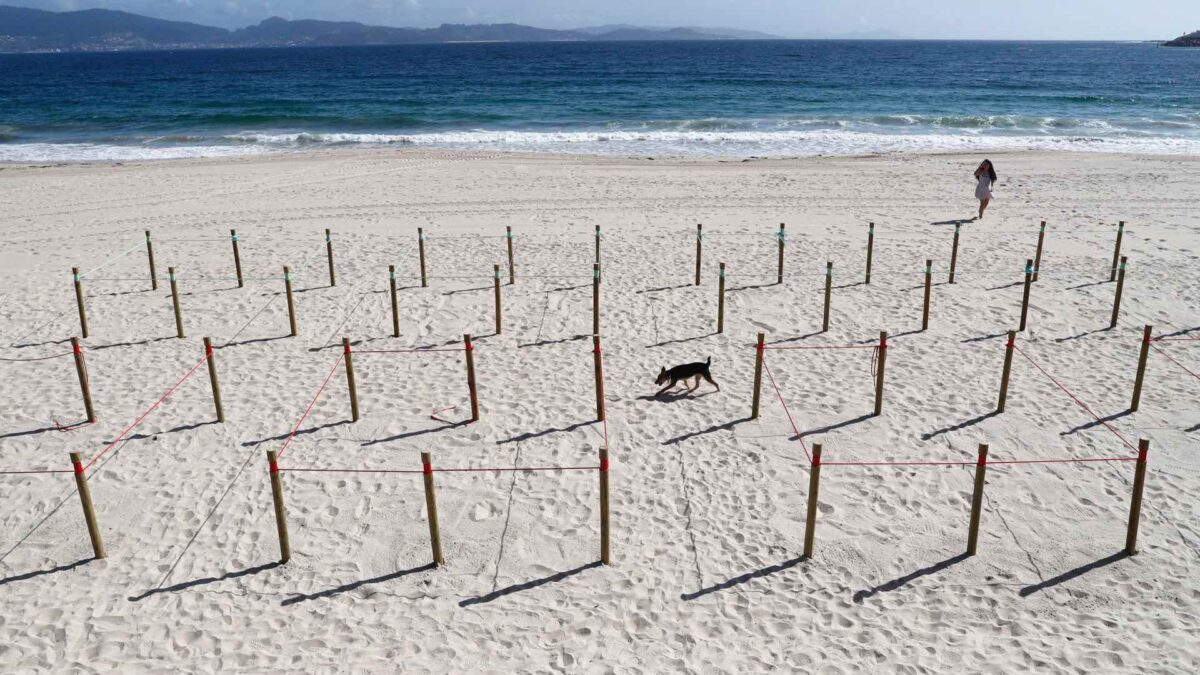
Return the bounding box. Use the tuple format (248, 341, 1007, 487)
(4, 144, 1200, 173)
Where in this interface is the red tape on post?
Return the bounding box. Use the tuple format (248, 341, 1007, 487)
(600, 456, 609, 472)
(73, 342, 82, 355)
(343, 342, 351, 356)
(269, 458, 279, 474)
(423, 460, 433, 475)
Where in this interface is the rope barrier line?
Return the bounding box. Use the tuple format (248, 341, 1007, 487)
(0, 349, 74, 362)
(763, 344, 876, 350)
(1149, 342, 1200, 382)
(78, 239, 145, 279)
(1011, 343, 1138, 453)
(81, 353, 208, 472)
(0, 468, 73, 475)
(275, 353, 346, 462)
(760, 355, 811, 463)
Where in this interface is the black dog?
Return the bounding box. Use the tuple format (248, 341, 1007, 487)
(655, 357, 720, 396)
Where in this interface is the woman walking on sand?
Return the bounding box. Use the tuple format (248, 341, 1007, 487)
(974, 159, 997, 219)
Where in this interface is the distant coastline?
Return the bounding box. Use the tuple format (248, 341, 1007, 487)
(1163, 30, 1200, 47)
(0, 5, 784, 54)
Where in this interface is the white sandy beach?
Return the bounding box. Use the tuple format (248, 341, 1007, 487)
(0, 148, 1197, 672)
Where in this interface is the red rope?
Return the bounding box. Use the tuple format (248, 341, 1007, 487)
(1152, 338, 1199, 343)
(823, 455, 1137, 468)
(762, 344, 877, 350)
(1011, 343, 1138, 452)
(761, 356, 811, 463)
(82, 354, 208, 472)
(276, 353, 346, 462)
(280, 465, 600, 474)
(81, 355, 205, 470)
(1149, 343, 1200, 381)
(0, 469, 73, 475)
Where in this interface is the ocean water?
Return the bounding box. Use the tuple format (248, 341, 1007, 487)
(1, 40, 1198, 162)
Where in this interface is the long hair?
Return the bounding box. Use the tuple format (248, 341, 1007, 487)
(982, 159, 997, 183)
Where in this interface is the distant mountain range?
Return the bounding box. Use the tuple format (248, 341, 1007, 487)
(1163, 30, 1200, 47)
(0, 5, 786, 53)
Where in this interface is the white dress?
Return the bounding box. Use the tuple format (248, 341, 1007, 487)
(975, 173, 993, 200)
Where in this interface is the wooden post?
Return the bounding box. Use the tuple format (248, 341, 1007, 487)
(1032, 221, 1046, 283)
(966, 443, 989, 555)
(1110, 221, 1125, 282)
(168, 267, 184, 338)
(145, 230, 158, 291)
(1130, 325, 1153, 412)
(716, 262, 727, 334)
(865, 222, 874, 285)
(592, 263, 601, 336)
(595, 225, 601, 265)
(1018, 258, 1033, 332)
(599, 447, 611, 565)
(69, 452, 105, 559)
(493, 264, 502, 335)
(506, 226, 515, 285)
(1125, 439, 1150, 556)
(422, 452, 445, 566)
(873, 331, 888, 416)
(325, 228, 336, 287)
(922, 258, 932, 331)
(283, 265, 297, 337)
(776, 222, 785, 285)
(822, 261, 833, 332)
(266, 450, 290, 563)
(593, 335, 606, 422)
(343, 337, 359, 423)
(1110, 256, 1128, 329)
(694, 223, 703, 286)
(203, 337, 224, 423)
(751, 332, 765, 419)
(803, 443, 822, 559)
(949, 223, 961, 284)
(389, 265, 400, 338)
(997, 330, 1016, 413)
(70, 337, 95, 423)
(464, 334, 479, 422)
(230, 229, 244, 288)
(417, 227, 428, 288)
(72, 267, 89, 339)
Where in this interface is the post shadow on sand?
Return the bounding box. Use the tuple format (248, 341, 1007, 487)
(1067, 279, 1110, 291)
(769, 330, 823, 345)
(126, 419, 218, 441)
(1054, 326, 1112, 343)
(962, 330, 1009, 344)
(518, 334, 588, 349)
(240, 419, 353, 447)
(852, 553, 969, 604)
(1019, 551, 1129, 597)
(282, 563, 438, 606)
(636, 283, 691, 294)
(922, 410, 998, 440)
(986, 280, 1023, 292)
(662, 416, 751, 445)
(1061, 409, 1131, 436)
(128, 562, 281, 602)
(0, 424, 63, 440)
(931, 218, 974, 226)
(496, 420, 594, 445)
(221, 334, 290, 349)
(646, 331, 717, 348)
(0, 557, 93, 589)
(459, 561, 602, 607)
(89, 335, 174, 351)
(681, 555, 807, 601)
(361, 419, 470, 446)
(799, 413, 872, 439)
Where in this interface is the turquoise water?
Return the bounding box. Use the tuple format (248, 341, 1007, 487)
(1, 40, 1198, 161)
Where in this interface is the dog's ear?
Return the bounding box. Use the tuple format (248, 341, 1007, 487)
(659, 366, 666, 374)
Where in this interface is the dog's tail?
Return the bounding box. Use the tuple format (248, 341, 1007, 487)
(706, 356, 711, 366)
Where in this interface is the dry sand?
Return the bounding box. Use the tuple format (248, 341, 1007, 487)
(0, 148, 1198, 672)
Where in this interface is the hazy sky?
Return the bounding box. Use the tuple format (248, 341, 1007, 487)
(8, 0, 1198, 39)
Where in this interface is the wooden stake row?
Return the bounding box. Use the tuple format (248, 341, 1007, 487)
(265, 446, 612, 567)
(748, 331, 888, 419)
(800, 439, 1150, 559)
